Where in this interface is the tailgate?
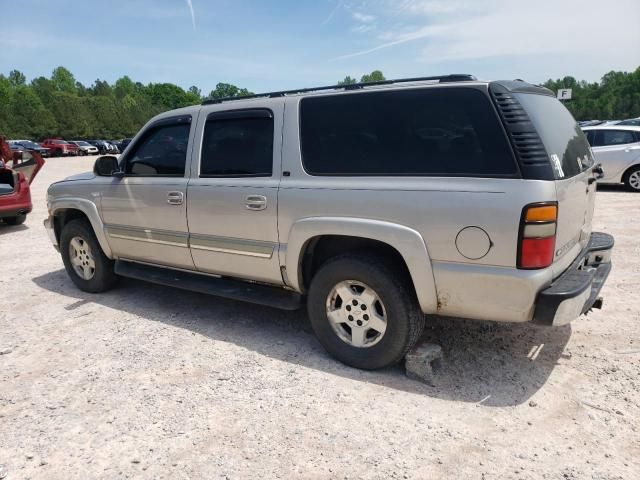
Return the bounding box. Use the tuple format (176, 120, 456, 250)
(514, 93, 597, 275)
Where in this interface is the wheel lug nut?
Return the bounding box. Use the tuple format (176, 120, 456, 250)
(363, 314, 369, 320)
(352, 300, 358, 306)
(346, 305, 351, 311)
(361, 305, 367, 310)
(348, 315, 353, 321)
(356, 320, 363, 326)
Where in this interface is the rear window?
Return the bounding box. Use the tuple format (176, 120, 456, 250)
(300, 88, 517, 177)
(515, 93, 594, 179)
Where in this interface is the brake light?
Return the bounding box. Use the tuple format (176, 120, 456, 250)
(518, 203, 557, 269)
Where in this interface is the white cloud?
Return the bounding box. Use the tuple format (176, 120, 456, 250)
(335, 0, 640, 70)
(353, 12, 376, 23)
(185, 0, 196, 29)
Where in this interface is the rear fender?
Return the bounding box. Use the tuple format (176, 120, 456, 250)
(284, 217, 438, 314)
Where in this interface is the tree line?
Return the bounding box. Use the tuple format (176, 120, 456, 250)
(0, 66, 638, 140)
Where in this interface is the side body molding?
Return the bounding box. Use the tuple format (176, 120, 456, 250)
(284, 217, 438, 314)
(49, 197, 114, 258)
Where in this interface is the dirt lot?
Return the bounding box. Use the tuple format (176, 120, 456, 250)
(1, 156, 638, 479)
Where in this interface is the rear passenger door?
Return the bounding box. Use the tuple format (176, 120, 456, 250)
(187, 103, 284, 285)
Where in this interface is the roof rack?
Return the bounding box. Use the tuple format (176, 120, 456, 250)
(201, 74, 476, 105)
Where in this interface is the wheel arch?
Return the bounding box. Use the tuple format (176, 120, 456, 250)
(284, 217, 438, 314)
(621, 162, 640, 185)
(50, 198, 113, 258)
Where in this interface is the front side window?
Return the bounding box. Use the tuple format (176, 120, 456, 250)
(596, 130, 637, 147)
(125, 122, 191, 176)
(300, 88, 517, 176)
(200, 114, 273, 177)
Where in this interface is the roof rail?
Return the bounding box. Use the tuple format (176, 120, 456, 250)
(201, 74, 476, 105)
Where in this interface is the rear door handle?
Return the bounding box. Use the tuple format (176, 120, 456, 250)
(245, 195, 267, 211)
(167, 191, 184, 205)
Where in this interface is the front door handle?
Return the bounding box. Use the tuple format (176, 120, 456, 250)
(167, 191, 184, 205)
(245, 195, 267, 211)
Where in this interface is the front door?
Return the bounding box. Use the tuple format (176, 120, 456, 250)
(187, 104, 283, 285)
(100, 115, 196, 270)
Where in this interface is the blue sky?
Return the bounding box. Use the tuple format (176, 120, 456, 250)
(1, 0, 639, 94)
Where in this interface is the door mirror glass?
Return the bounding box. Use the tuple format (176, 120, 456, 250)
(94, 155, 120, 176)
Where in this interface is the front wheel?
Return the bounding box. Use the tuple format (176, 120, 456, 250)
(307, 253, 424, 370)
(623, 166, 640, 192)
(60, 219, 118, 293)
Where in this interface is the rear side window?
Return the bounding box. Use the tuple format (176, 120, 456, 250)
(200, 115, 273, 177)
(515, 93, 593, 179)
(300, 88, 517, 176)
(593, 129, 637, 147)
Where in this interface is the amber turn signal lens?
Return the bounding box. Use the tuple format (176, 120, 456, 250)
(525, 205, 558, 222)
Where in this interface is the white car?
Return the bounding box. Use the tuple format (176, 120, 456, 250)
(582, 125, 640, 191)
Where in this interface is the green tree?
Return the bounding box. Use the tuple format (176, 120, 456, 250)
(209, 82, 252, 99)
(8, 70, 26, 87)
(51, 66, 77, 93)
(360, 70, 386, 83)
(337, 76, 357, 86)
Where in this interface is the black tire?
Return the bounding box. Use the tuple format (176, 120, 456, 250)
(623, 166, 640, 192)
(3, 214, 26, 226)
(60, 218, 118, 293)
(307, 253, 424, 370)
(55, 149, 63, 157)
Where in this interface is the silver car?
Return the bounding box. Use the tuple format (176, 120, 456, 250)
(44, 75, 614, 370)
(582, 125, 640, 191)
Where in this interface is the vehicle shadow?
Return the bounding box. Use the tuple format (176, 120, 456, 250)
(596, 184, 627, 192)
(0, 223, 28, 234)
(33, 269, 571, 407)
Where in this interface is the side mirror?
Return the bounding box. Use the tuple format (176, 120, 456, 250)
(93, 156, 122, 177)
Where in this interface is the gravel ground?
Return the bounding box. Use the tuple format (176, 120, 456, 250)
(1, 156, 638, 479)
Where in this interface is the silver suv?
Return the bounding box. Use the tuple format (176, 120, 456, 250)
(45, 75, 614, 370)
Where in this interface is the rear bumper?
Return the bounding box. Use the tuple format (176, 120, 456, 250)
(532, 232, 614, 326)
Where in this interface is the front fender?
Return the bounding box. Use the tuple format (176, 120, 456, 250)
(49, 197, 113, 258)
(284, 217, 438, 314)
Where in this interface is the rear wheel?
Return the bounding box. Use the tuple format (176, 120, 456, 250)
(60, 219, 118, 293)
(3, 214, 26, 226)
(623, 166, 640, 192)
(307, 253, 424, 370)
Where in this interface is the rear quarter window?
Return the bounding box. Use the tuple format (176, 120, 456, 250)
(300, 87, 517, 177)
(515, 93, 594, 179)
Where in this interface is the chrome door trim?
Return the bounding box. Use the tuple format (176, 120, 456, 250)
(189, 234, 274, 258)
(105, 225, 189, 248)
(105, 225, 275, 258)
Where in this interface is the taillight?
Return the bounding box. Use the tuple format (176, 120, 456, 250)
(518, 203, 557, 269)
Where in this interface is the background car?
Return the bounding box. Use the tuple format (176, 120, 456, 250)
(88, 140, 118, 155)
(582, 125, 640, 191)
(70, 141, 99, 156)
(616, 117, 640, 127)
(0, 136, 45, 225)
(119, 138, 132, 152)
(10, 140, 51, 157)
(40, 139, 79, 157)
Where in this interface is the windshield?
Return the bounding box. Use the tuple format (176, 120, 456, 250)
(515, 93, 594, 179)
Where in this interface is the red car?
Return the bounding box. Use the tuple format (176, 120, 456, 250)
(0, 136, 45, 225)
(40, 138, 79, 157)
